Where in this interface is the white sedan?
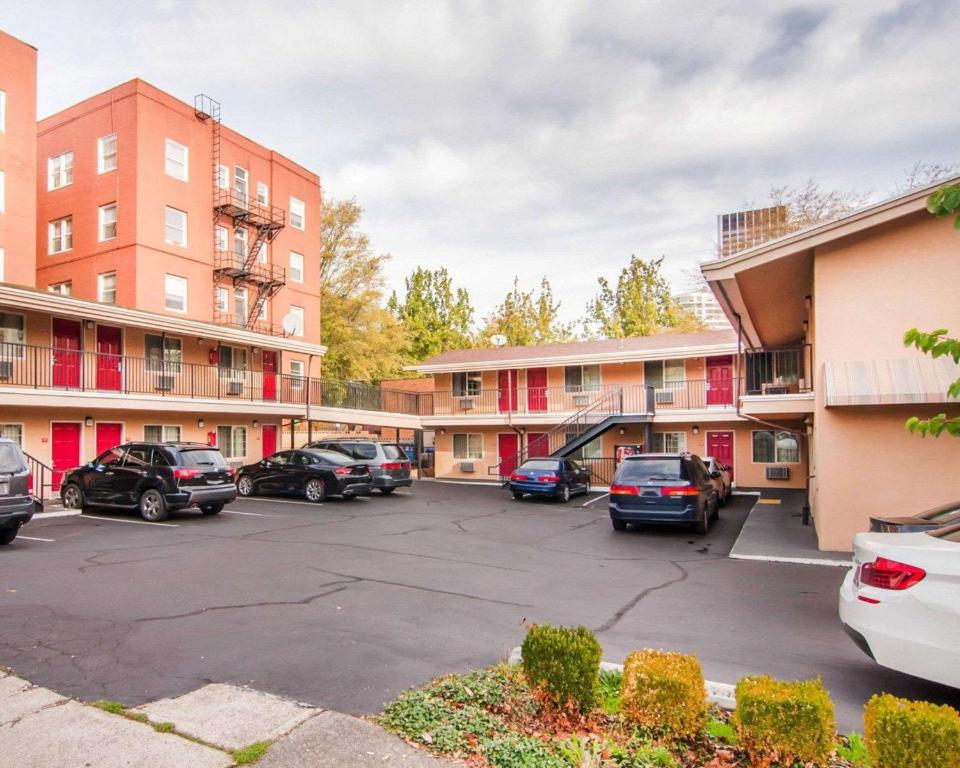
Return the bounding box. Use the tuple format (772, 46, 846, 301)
(839, 523, 960, 689)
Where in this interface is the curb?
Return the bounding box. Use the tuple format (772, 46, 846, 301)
(508, 647, 736, 710)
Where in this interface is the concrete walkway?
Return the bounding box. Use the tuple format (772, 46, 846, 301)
(729, 489, 851, 566)
(0, 670, 455, 767)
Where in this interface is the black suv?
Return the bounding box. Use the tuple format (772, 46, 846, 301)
(0, 438, 34, 545)
(609, 452, 720, 534)
(305, 439, 412, 494)
(60, 442, 237, 522)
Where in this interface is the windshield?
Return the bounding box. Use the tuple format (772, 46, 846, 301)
(616, 458, 687, 483)
(382, 444, 405, 460)
(178, 449, 228, 468)
(518, 460, 560, 471)
(0, 443, 25, 473)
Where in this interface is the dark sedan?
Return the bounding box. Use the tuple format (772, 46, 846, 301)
(508, 457, 591, 503)
(236, 449, 373, 502)
(869, 499, 960, 533)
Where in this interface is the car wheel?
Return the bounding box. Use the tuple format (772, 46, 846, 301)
(304, 478, 326, 503)
(200, 503, 224, 516)
(139, 489, 169, 522)
(711, 499, 720, 521)
(340, 495, 356, 501)
(611, 519, 627, 531)
(512, 491, 524, 500)
(694, 504, 709, 535)
(557, 484, 571, 503)
(584, 480, 591, 495)
(62, 482, 84, 511)
(0, 526, 18, 545)
(236, 474, 255, 497)
(379, 488, 395, 495)
(718, 490, 726, 507)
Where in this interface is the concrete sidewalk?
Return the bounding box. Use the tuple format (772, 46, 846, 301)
(0, 670, 456, 767)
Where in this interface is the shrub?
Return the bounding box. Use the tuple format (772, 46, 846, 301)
(620, 649, 707, 741)
(520, 624, 601, 713)
(734, 675, 835, 766)
(864, 694, 960, 768)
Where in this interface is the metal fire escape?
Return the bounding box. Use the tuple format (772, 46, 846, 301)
(194, 94, 287, 334)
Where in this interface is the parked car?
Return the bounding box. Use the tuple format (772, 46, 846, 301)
(609, 452, 719, 534)
(869, 499, 960, 533)
(0, 438, 35, 545)
(305, 439, 412, 495)
(508, 457, 591, 503)
(60, 442, 237, 522)
(839, 524, 960, 689)
(703, 456, 732, 506)
(236, 449, 373, 502)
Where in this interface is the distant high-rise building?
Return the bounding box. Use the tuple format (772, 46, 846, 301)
(717, 205, 788, 257)
(676, 289, 729, 330)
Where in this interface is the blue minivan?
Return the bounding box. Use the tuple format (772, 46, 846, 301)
(609, 453, 720, 534)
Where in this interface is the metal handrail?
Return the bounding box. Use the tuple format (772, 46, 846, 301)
(22, 450, 53, 507)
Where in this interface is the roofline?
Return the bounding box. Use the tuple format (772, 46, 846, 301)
(0, 283, 327, 356)
(406, 341, 739, 373)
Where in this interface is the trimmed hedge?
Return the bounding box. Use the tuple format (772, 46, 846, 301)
(520, 624, 601, 713)
(865, 694, 960, 768)
(620, 649, 707, 741)
(734, 675, 835, 766)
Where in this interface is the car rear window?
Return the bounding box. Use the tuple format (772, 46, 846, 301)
(0, 443, 25, 472)
(345, 443, 378, 460)
(306, 449, 355, 466)
(178, 449, 228, 467)
(518, 460, 560, 471)
(928, 523, 960, 542)
(382, 444, 405, 460)
(616, 458, 687, 483)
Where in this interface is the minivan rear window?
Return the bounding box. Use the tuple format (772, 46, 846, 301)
(346, 443, 378, 460)
(179, 449, 228, 467)
(616, 458, 687, 482)
(0, 443, 25, 473)
(382, 444, 405, 460)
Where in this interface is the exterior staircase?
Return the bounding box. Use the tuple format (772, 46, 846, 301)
(23, 450, 54, 510)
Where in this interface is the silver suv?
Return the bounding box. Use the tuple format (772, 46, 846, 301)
(0, 439, 35, 545)
(304, 439, 412, 495)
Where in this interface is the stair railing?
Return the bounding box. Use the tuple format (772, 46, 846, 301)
(22, 450, 54, 508)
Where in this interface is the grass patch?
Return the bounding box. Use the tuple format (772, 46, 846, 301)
(837, 732, 870, 766)
(93, 699, 127, 715)
(153, 721, 176, 733)
(232, 740, 273, 765)
(706, 717, 737, 745)
(599, 668, 623, 714)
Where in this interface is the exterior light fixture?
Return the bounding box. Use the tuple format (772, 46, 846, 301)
(692, 425, 700, 435)
(252, 347, 259, 354)
(85, 320, 95, 331)
(440, 429, 446, 436)
(253, 419, 259, 428)
(84, 416, 93, 427)
(197, 418, 205, 429)
(619, 427, 625, 436)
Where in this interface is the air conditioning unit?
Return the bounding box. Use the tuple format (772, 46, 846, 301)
(226, 380, 244, 396)
(571, 393, 591, 406)
(655, 389, 674, 405)
(154, 374, 175, 391)
(0, 360, 12, 380)
(459, 461, 475, 473)
(459, 397, 475, 410)
(766, 466, 790, 480)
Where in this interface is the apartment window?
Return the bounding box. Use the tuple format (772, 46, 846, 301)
(217, 425, 247, 459)
(48, 281, 72, 295)
(289, 197, 305, 229)
(289, 251, 304, 283)
(651, 432, 686, 453)
(97, 272, 117, 304)
(233, 227, 248, 258)
(258, 298, 268, 321)
(98, 134, 117, 173)
(48, 152, 74, 190)
(164, 274, 188, 313)
(289, 305, 304, 337)
(144, 425, 181, 443)
(0, 170, 4, 212)
(98, 202, 118, 241)
(453, 433, 483, 460)
(0, 424, 22, 446)
(644, 359, 685, 388)
(255, 241, 268, 264)
(564, 364, 601, 392)
(0, 313, 26, 357)
(219, 346, 248, 374)
(145, 334, 182, 372)
(290, 359, 304, 388)
(571, 436, 602, 461)
(216, 164, 229, 190)
(164, 138, 188, 181)
(164, 206, 187, 246)
(234, 166, 248, 203)
(234, 287, 248, 320)
(48, 216, 73, 254)
(215, 286, 228, 313)
(752, 430, 800, 463)
(0, 90, 5, 133)
(215, 225, 228, 252)
(452, 371, 482, 396)
(256, 181, 269, 205)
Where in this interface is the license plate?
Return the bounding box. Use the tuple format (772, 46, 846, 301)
(0, 482, 8, 495)
(207, 478, 224, 485)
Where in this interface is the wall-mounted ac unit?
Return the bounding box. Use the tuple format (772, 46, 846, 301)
(571, 393, 591, 406)
(226, 380, 244, 396)
(459, 461, 475, 472)
(655, 389, 674, 404)
(0, 361, 12, 380)
(155, 374, 175, 391)
(766, 466, 790, 480)
(458, 397, 475, 410)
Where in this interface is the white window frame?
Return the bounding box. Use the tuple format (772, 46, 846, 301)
(289, 359, 305, 389)
(164, 138, 188, 181)
(48, 216, 73, 254)
(0, 90, 5, 133)
(0, 170, 5, 213)
(217, 425, 248, 460)
(289, 305, 304, 337)
(651, 431, 686, 453)
(289, 197, 305, 230)
(215, 224, 229, 252)
(144, 424, 181, 443)
(0, 423, 23, 447)
(0, 312, 26, 359)
(256, 181, 269, 205)
(564, 364, 601, 393)
(98, 202, 118, 241)
(47, 151, 74, 190)
(219, 345, 249, 378)
(288, 251, 304, 283)
(215, 286, 229, 313)
(453, 433, 483, 460)
(98, 133, 117, 173)
(751, 430, 801, 464)
(234, 287, 248, 320)
(48, 281, 72, 295)
(452, 371, 482, 397)
(97, 272, 117, 304)
(258, 297, 268, 321)
(164, 274, 188, 313)
(145, 334, 182, 372)
(234, 166, 248, 204)
(255, 241, 268, 264)
(233, 227, 248, 258)
(216, 164, 229, 190)
(164, 206, 187, 247)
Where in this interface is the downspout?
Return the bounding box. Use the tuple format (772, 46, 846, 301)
(306, 353, 315, 444)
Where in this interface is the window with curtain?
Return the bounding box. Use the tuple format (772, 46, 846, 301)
(452, 371, 482, 396)
(752, 430, 800, 463)
(452, 433, 483, 459)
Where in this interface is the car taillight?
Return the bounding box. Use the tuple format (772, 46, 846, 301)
(510, 473, 524, 481)
(610, 484, 640, 495)
(224, 466, 236, 476)
(539, 474, 561, 482)
(859, 557, 926, 590)
(382, 462, 408, 470)
(661, 486, 699, 497)
(26, 474, 33, 494)
(173, 468, 201, 481)
(334, 467, 352, 476)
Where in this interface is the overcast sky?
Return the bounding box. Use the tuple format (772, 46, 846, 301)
(3, 1, 957, 324)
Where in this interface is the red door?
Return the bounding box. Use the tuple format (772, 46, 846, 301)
(51, 422, 81, 491)
(497, 369, 518, 412)
(706, 431, 734, 481)
(527, 367, 548, 412)
(528, 432, 549, 457)
(53, 318, 82, 388)
(706, 356, 734, 406)
(262, 351, 277, 401)
(497, 433, 519, 477)
(96, 325, 122, 391)
(262, 424, 278, 459)
(95, 422, 123, 456)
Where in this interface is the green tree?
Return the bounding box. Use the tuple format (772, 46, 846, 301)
(584, 255, 704, 338)
(388, 267, 475, 362)
(319, 198, 406, 381)
(480, 277, 575, 346)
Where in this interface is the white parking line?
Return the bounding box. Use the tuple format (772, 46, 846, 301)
(223, 509, 274, 516)
(79, 515, 178, 528)
(235, 497, 322, 507)
(18, 535, 56, 542)
(33, 509, 80, 519)
(582, 493, 609, 507)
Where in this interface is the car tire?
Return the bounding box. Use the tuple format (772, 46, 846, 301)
(200, 503, 223, 516)
(62, 482, 84, 511)
(694, 504, 709, 535)
(711, 499, 720, 521)
(584, 480, 591, 495)
(611, 518, 627, 531)
(718, 490, 726, 508)
(304, 478, 326, 503)
(512, 490, 524, 500)
(0, 526, 18, 545)
(379, 488, 395, 495)
(557, 484, 571, 503)
(236, 474, 255, 497)
(340, 495, 356, 501)
(139, 489, 169, 522)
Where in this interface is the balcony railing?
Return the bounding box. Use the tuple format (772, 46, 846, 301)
(744, 347, 811, 395)
(212, 310, 282, 337)
(214, 250, 286, 285)
(430, 384, 655, 417)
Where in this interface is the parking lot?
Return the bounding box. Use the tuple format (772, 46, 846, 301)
(2, 481, 957, 731)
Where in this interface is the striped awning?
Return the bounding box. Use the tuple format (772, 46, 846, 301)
(824, 356, 960, 406)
